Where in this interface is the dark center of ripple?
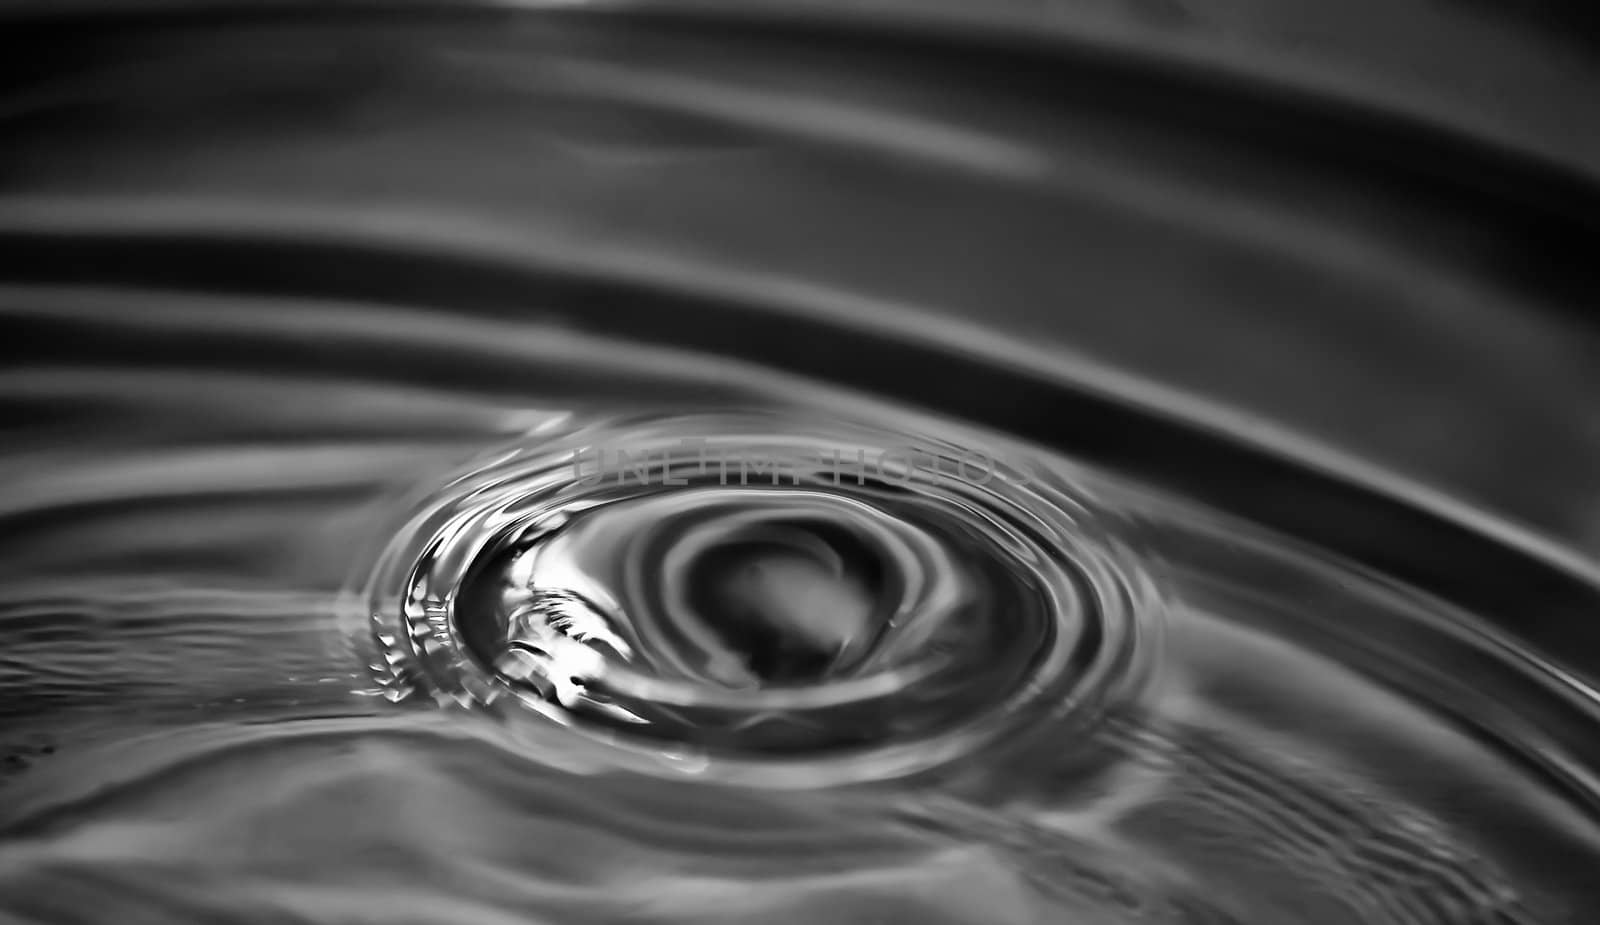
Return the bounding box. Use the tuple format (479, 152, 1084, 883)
(686, 521, 885, 683)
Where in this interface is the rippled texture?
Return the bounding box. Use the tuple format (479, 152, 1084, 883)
(3, 4, 1600, 924)
(363, 412, 1155, 783)
(2, 340, 1597, 923)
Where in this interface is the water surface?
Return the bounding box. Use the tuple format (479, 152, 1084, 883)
(2, 5, 1600, 924)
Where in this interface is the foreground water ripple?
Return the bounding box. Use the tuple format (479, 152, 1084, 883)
(361, 411, 1161, 785)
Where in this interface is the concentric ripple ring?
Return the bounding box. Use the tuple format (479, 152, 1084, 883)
(359, 410, 1163, 786)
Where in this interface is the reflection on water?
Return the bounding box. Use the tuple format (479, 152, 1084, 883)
(1, 4, 1600, 924)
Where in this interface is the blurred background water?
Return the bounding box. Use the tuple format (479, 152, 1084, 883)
(1, 3, 1599, 923)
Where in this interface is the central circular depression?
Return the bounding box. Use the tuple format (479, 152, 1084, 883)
(362, 411, 1158, 783)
